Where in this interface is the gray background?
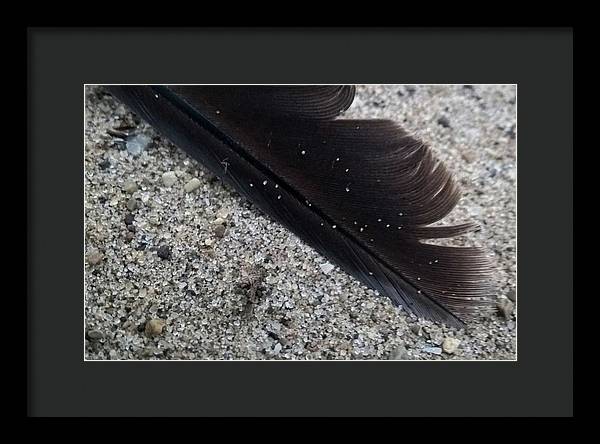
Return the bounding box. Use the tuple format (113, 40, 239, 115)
(29, 29, 572, 416)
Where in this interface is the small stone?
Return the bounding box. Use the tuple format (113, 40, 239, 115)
(157, 245, 172, 260)
(86, 249, 104, 265)
(204, 239, 214, 247)
(201, 246, 216, 258)
(123, 180, 138, 194)
(216, 208, 230, 219)
(437, 116, 451, 128)
(410, 324, 422, 336)
(87, 329, 104, 340)
(507, 320, 516, 330)
(319, 262, 335, 274)
(423, 346, 443, 355)
(145, 319, 166, 337)
(142, 347, 157, 357)
(124, 213, 135, 225)
(461, 151, 477, 164)
(442, 337, 461, 354)
(98, 159, 110, 170)
(390, 344, 410, 360)
(214, 224, 226, 238)
(126, 197, 138, 211)
(497, 297, 514, 319)
(126, 133, 151, 155)
(507, 288, 516, 302)
(125, 231, 135, 242)
(212, 217, 226, 226)
(184, 177, 201, 193)
(162, 171, 177, 187)
(273, 343, 282, 354)
(113, 140, 127, 151)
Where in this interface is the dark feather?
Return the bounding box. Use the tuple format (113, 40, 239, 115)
(106, 85, 495, 327)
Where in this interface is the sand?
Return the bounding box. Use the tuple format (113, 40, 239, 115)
(84, 84, 516, 360)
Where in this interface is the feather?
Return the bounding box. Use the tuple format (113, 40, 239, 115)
(106, 85, 495, 327)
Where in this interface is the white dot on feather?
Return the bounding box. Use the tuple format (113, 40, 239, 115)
(332, 225, 337, 229)
(345, 186, 350, 192)
(397, 226, 402, 229)
(377, 219, 382, 222)
(320, 222, 324, 226)
(277, 195, 281, 199)
(398, 212, 404, 216)
(386, 224, 390, 228)
(275, 184, 279, 188)
(336, 157, 340, 161)
(216, 110, 221, 114)
(154, 94, 159, 99)
(301, 150, 306, 155)
(345, 169, 349, 173)
(262, 180, 267, 186)
(360, 228, 364, 232)
(370, 238, 374, 242)
(417, 277, 421, 281)
(368, 272, 373, 275)
(249, 183, 253, 187)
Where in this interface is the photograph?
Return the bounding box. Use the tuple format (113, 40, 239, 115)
(83, 84, 517, 361)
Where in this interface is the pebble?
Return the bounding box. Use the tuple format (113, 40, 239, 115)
(86, 249, 104, 265)
(216, 208, 230, 219)
(126, 133, 151, 155)
(87, 329, 104, 340)
(145, 319, 166, 337)
(126, 197, 138, 211)
(184, 177, 202, 193)
(273, 343, 282, 354)
(214, 224, 226, 238)
(410, 324, 422, 336)
(213, 218, 226, 226)
(497, 297, 515, 319)
(442, 337, 461, 354)
(123, 180, 138, 194)
(319, 262, 335, 274)
(162, 171, 177, 187)
(98, 159, 110, 170)
(390, 343, 410, 360)
(507, 289, 516, 301)
(462, 151, 477, 164)
(157, 245, 172, 260)
(124, 213, 135, 225)
(437, 116, 451, 128)
(423, 346, 443, 355)
(142, 347, 157, 357)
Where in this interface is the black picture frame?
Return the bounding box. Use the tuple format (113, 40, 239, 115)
(27, 27, 573, 417)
